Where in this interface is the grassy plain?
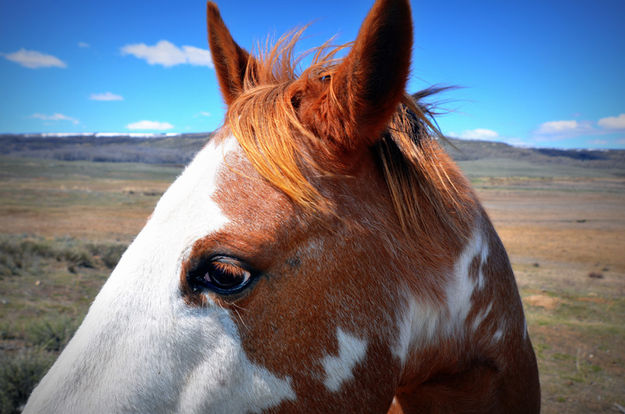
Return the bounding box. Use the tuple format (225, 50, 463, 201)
(0, 154, 624, 413)
(458, 160, 625, 413)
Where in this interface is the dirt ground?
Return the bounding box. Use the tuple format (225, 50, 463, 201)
(475, 177, 625, 413)
(1, 157, 623, 412)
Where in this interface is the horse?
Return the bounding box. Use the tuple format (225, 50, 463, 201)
(24, 0, 540, 412)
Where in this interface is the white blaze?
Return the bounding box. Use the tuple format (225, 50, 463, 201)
(24, 135, 295, 413)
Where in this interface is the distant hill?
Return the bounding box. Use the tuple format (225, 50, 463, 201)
(441, 138, 625, 170)
(0, 133, 212, 165)
(1, 133, 624, 171)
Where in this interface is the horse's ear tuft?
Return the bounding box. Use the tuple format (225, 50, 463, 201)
(303, 0, 413, 155)
(206, 2, 254, 105)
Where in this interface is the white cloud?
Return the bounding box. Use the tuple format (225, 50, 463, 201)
(199, 111, 211, 117)
(536, 120, 579, 134)
(78, 42, 90, 48)
(31, 113, 79, 124)
(534, 119, 596, 139)
(90, 92, 123, 101)
(181, 45, 213, 67)
(126, 120, 174, 130)
(120, 40, 214, 68)
(2, 49, 66, 69)
(448, 128, 499, 140)
(598, 114, 625, 130)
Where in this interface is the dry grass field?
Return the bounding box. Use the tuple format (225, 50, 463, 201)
(470, 176, 625, 413)
(0, 154, 623, 412)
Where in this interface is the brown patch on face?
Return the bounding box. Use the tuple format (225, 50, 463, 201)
(178, 138, 412, 410)
(196, 4, 530, 404)
(178, 131, 537, 412)
(178, 133, 537, 411)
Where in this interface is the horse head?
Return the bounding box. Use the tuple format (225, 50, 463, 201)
(25, 1, 540, 412)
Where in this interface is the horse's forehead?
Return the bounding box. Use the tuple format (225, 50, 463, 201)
(201, 134, 308, 263)
(216, 138, 295, 223)
(152, 132, 286, 228)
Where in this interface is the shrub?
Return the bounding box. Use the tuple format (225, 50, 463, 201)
(23, 316, 78, 352)
(0, 235, 123, 278)
(0, 351, 55, 414)
(88, 243, 126, 269)
(0, 237, 57, 276)
(60, 248, 95, 269)
(0, 250, 20, 276)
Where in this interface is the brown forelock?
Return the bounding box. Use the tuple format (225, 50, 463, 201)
(225, 32, 479, 264)
(376, 102, 478, 258)
(225, 0, 420, 212)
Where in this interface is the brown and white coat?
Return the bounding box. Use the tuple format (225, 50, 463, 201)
(25, 0, 540, 413)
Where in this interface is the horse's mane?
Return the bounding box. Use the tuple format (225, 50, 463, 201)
(225, 29, 476, 244)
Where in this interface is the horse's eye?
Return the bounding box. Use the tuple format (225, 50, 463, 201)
(207, 259, 251, 290)
(188, 256, 254, 295)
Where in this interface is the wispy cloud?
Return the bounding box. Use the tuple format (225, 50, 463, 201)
(90, 92, 123, 101)
(2, 49, 66, 69)
(120, 40, 213, 68)
(198, 111, 211, 117)
(536, 120, 579, 134)
(448, 128, 499, 140)
(534, 119, 595, 139)
(31, 113, 79, 124)
(598, 114, 625, 130)
(182, 46, 214, 67)
(78, 42, 90, 48)
(126, 120, 174, 130)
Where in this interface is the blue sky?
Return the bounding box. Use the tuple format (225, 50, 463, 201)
(1, 0, 624, 149)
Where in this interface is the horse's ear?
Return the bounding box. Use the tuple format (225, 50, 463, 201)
(207, 2, 255, 105)
(305, 0, 412, 153)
